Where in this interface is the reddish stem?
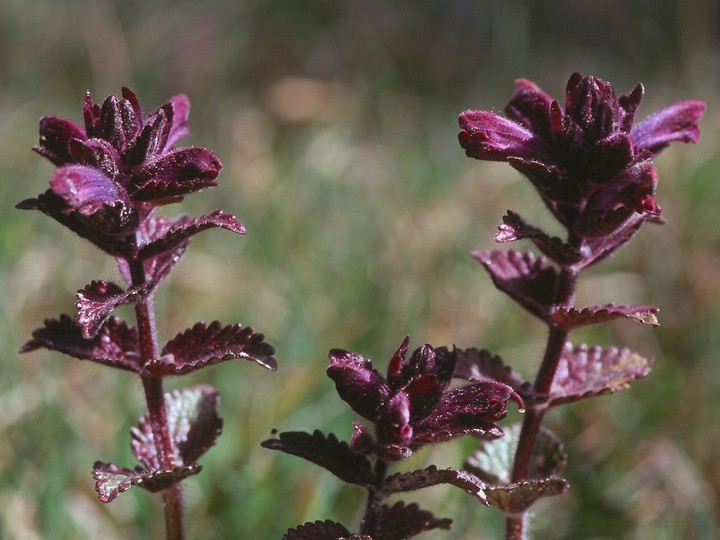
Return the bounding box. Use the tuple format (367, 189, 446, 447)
(505, 266, 577, 540)
(130, 259, 185, 540)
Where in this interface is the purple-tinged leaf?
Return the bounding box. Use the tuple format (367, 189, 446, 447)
(381, 465, 488, 505)
(282, 520, 352, 540)
(261, 430, 373, 487)
(577, 212, 652, 269)
(551, 303, 659, 330)
(20, 315, 141, 372)
(484, 477, 569, 515)
(473, 249, 559, 322)
(149, 321, 276, 376)
(129, 147, 222, 202)
(137, 210, 246, 260)
(131, 385, 223, 468)
(75, 280, 156, 339)
(92, 462, 138, 503)
(373, 502, 452, 540)
(495, 211, 583, 266)
(465, 424, 566, 484)
(117, 214, 190, 284)
(453, 347, 534, 402)
(92, 461, 201, 503)
(465, 423, 569, 514)
(549, 343, 654, 406)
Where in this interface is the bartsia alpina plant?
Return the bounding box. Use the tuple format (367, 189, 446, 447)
(18, 88, 277, 540)
(457, 73, 705, 539)
(263, 337, 523, 539)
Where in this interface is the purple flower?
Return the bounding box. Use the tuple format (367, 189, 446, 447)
(459, 73, 705, 238)
(17, 88, 224, 254)
(327, 337, 521, 461)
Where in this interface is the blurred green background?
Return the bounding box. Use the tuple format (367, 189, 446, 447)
(1, 1, 718, 538)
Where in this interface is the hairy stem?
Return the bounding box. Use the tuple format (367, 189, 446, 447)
(506, 266, 577, 540)
(360, 459, 389, 537)
(131, 260, 184, 540)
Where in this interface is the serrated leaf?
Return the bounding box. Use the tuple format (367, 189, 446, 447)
(496, 211, 583, 266)
(75, 280, 155, 338)
(473, 250, 559, 322)
(261, 430, 373, 487)
(381, 465, 488, 505)
(549, 343, 654, 406)
(453, 347, 534, 402)
(282, 520, 352, 540)
(20, 314, 141, 372)
(92, 461, 201, 502)
(551, 303, 659, 329)
(484, 477, 569, 515)
(373, 501, 452, 540)
(137, 210, 245, 260)
(131, 385, 223, 468)
(465, 423, 566, 484)
(464, 424, 569, 515)
(149, 321, 276, 376)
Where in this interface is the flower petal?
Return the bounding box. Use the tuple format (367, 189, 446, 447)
(413, 381, 513, 443)
(458, 110, 547, 162)
(164, 94, 190, 148)
(129, 147, 222, 202)
(327, 349, 390, 420)
(505, 79, 555, 140)
(34, 116, 87, 165)
(631, 100, 706, 154)
(49, 165, 127, 215)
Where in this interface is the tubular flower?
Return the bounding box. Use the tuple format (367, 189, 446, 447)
(459, 73, 705, 238)
(327, 337, 520, 461)
(18, 88, 223, 253)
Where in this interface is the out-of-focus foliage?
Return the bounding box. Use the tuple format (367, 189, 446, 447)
(1, 1, 718, 538)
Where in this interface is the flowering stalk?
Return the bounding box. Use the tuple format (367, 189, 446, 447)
(263, 338, 523, 539)
(458, 73, 705, 539)
(18, 88, 277, 539)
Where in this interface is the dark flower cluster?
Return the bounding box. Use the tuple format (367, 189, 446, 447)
(328, 337, 518, 461)
(264, 339, 521, 539)
(19, 88, 238, 258)
(18, 89, 276, 514)
(459, 73, 705, 246)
